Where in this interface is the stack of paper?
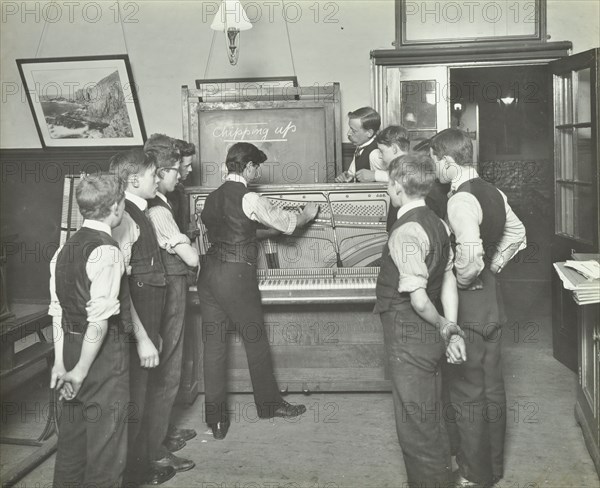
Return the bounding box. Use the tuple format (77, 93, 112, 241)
(554, 261, 600, 305)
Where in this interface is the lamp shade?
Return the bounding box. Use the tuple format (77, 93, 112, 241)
(210, 0, 253, 32)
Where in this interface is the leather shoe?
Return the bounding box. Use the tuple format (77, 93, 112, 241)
(163, 436, 186, 453)
(259, 400, 307, 419)
(139, 465, 176, 485)
(453, 471, 489, 488)
(209, 419, 230, 440)
(167, 424, 197, 442)
(152, 453, 195, 472)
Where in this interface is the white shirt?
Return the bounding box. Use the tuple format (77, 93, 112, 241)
(389, 200, 453, 293)
(447, 168, 527, 285)
(226, 174, 296, 235)
(112, 192, 147, 275)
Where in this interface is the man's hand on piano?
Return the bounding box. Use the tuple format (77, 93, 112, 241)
(296, 203, 319, 227)
(356, 169, 376, 182)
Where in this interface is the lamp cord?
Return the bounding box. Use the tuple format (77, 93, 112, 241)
(116, 0, 131, 54)
(282, 0, 297, 78)
(203, 30, 218, 79)
(34, 0, 54, 57)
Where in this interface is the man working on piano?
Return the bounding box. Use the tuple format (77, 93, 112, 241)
(374, 151, 466, 488)
(197, 142, 319, 440)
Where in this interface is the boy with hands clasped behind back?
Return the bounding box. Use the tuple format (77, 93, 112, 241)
(49, 174, 131, 488)
(430, 128, 526, 487)
(374, 152, 466, 488)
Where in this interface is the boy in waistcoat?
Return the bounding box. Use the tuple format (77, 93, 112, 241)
(110, 149, 175, 486)
(335, 107, 384, 183)
(49, 174, 130, 487)
(374, 152, 466, 488)
(144, 134, 198, 471)
(430, 128, 526, 487)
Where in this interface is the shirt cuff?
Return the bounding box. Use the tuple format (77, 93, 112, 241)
(86, 300, 120, 325)
(398, 275, 428, 294)
(166, 234, 191, 254)
(284, 213, 297, 235)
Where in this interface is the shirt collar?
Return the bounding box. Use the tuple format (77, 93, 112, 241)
(82, 219, 112, 236)
(358, 136, 376, 150)
(226, 173, 248, 187)
(156, 191, 170, 206)
(125, 191, 148, 211)
(396, 199, 426, 220)
(451, 166, 479, 192)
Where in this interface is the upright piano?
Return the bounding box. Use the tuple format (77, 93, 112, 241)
(187, 183, 393, 393)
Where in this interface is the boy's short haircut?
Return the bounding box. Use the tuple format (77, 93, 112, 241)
(226, 142, 267, 174)
(347, 107, 381, 133)
(109, 148, 157, 184)
(430, 128, 473, 166)
(173, 138, 196, 157)
(144, 133, 182, 169)
(375, 126, 410, 152)
(76, 173, 125, 220)
(388, 152, 436, 198)
(413, 137, 433, 153)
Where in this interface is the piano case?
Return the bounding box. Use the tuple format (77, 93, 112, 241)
(187, 183, 394, 393)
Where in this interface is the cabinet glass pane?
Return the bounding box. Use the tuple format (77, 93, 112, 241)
(557, 183, 574, 236)
(575, 184, 596, 243)
(575, 68, 592, 124)
(557, 128, 574, 179)
(555, 74, 572, 125)
(575, 127, 593, 181)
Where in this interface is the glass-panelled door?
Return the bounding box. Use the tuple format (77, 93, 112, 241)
(551, 49, 599, 248)
(373, 64, 449, 146)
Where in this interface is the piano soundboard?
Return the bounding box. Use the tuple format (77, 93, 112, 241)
(188, 183, 389, 304)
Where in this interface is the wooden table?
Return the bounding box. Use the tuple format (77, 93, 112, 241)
(1, 302, 57, 488)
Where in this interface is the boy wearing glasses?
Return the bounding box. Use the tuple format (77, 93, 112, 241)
(143, 134, 199, 475)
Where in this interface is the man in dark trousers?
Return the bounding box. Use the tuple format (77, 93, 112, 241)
(430, 128, 526, 487)
(197, 142, 318, 439)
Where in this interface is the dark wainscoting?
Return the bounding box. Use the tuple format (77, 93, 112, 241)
(0, 147, 138, 301)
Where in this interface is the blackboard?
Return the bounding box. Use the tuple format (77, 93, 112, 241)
(182, 84, 342, 187)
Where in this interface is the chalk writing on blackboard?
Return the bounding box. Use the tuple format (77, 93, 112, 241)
(213, 121, 297, 143)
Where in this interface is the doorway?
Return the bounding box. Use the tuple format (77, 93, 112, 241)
(449, 65, 553, 308)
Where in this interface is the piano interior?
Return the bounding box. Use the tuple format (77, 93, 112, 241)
(190, 183, 390, 303)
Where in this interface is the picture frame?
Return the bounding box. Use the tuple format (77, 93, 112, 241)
(395, 0, 547, 47)
(16, 55, 146, 148)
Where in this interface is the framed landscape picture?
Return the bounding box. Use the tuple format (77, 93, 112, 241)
(17, 55, 146, 148)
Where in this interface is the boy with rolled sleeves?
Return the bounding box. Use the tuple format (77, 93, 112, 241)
(430, 128, 526, 487)
(110, 148, 175, 486)
(374, 152, 466, 488)
(49, 174, 130, 487)
(143, 134, 198, 471)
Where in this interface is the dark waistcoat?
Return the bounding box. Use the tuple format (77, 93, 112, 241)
(125, 199, 166, 286)
(455, 177, 506, 267)
(354, 139, 379, 172)
(375, 206, 450, 314)
(201, 180, 259, 264)
(55, 227, 120, 333)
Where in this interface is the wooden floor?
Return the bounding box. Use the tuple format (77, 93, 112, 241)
(2, 296, 599, 488)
